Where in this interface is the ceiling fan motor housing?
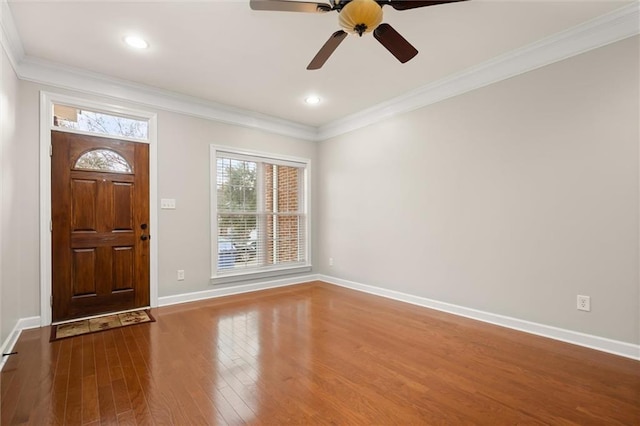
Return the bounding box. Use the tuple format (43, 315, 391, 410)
(338, 0, 383, 36)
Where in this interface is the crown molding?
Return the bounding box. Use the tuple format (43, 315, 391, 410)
(0, 4, 318, 140)
(0, 0, 24, 70)
(18, 57, 318, 141)
(317, 1, 640, 140)
(1, 1, 638, 142)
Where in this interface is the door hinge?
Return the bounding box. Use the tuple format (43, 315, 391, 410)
(49, 145, 52, 157)
(50, 220, 52, 232)
(50, 295, 53, 307)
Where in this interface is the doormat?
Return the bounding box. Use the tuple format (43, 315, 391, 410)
(50, 309, 155, 342)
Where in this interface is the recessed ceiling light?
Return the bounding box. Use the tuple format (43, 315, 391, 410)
(305, 96, 321, 105)
(124, 35, 149, 49)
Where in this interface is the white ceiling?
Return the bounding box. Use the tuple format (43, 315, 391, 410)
(6, 0, 632, 127)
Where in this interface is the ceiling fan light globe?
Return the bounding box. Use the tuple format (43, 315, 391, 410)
(338, 0, 383, 35)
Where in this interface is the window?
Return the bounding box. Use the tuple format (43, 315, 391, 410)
(75, 149, 132, 173)
(211, 147, 310, 281)
(53, 104, 149, 140)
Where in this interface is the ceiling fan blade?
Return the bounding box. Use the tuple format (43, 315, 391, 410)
(307, 30, 348, 70)
(385, 0, 467, 11)
(250, 0, 332, 13)
(373, 23, 418, 63)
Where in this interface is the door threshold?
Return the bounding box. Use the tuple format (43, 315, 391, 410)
(52, 306, 152, 326)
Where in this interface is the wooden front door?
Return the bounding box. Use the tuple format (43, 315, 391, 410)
(51, 130, 150, 322)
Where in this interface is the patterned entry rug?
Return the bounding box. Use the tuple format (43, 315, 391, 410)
(50, 309, 155, 341)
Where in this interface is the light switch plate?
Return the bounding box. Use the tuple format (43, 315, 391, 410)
(161, 198, 176, 209)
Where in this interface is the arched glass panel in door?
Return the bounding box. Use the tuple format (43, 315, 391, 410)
(74, 149, 132, 173)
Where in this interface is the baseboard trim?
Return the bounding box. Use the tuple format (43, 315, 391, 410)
(318, 275, 640, 361)
(0, 316, 41, 371)
(158, 274, 321, 307)
(4, 275, 637, 370)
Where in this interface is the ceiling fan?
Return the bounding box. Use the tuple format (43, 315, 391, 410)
(250, 0, 467, 70)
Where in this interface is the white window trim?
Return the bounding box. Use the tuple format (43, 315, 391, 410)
(210, 145, 312, 284)
(39, 91, 159, 326)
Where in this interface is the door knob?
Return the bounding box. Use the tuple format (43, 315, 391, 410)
(141, 235, 148, 241)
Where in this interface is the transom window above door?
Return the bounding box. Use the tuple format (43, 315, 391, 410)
(52, 104, 149, 140)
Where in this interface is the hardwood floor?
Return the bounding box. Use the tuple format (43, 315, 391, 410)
(2, 281, 639, 425)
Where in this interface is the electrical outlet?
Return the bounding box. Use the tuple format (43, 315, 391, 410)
(577, 295, 590, 312)
(177, 270, 185, 281)
(329, 257, 334, 267)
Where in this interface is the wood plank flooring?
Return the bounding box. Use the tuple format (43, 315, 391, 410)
(2, 281, 639, 425)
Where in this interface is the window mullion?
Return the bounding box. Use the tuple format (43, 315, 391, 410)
(257, 162, 265, 268)
(297, 169, 303, 263)
(272, 164, 278, 266)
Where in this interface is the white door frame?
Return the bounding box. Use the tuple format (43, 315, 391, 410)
(39, 91, 159, 326)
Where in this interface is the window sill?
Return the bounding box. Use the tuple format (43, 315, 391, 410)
(211, 265, 312, 285)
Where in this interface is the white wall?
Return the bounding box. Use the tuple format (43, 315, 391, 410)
(0, 39, 21, 343)
(156, 110, 318, 297)
(3, 31, 638, 351)
(318, 36, 640, 344)
(14, 81, 318, 318)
